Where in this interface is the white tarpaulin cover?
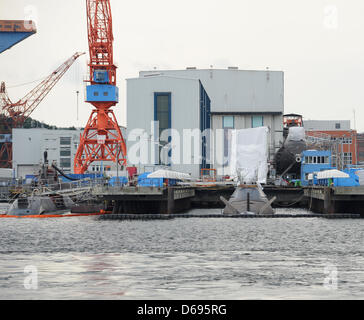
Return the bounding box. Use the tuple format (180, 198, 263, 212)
(147, 169, 191, 180)
(229, 127, 269, 184)
(317, 169, 349, 179)
(287, 127, 305, 141)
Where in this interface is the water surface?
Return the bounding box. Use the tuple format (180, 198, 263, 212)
(0, 206, 363, 299)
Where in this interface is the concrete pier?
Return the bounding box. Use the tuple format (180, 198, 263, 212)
(263, 185, 307, 208)
(92, 186, 195, 214)
(91, 184, 310, 214)
(304, 186, 364, 215)
(98, 213, 363, 220)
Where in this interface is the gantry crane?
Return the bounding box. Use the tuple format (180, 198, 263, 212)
(0, 52, 85, 168)
(74, 0, 127, 174)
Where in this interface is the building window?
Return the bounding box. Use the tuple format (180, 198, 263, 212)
(223, 116, 234, 129)
(60, 158, 71, 168)
(154, 93, 171, 165)
(342, 137, 352, 144)
(60, 137, 71, 145)
(155, 94, 170, 135)
(335, 123, 341, 129)
(200, 83, 211, 171)
(222, 116, 234, 165)
(60, 147, 71, 157)
(252, 115, 263, 128)
(343, 153, 352, 165)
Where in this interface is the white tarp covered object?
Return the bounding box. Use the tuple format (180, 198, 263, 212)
(317, 169, 349, 179)
(229, 127, 269, 184)
(147, 169, 191, 180)
(287, 127, 305, 141)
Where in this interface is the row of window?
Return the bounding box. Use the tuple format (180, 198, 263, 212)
(343, 152, 352, 165)
(330, 137, 353, 144)
(60, 137, 72, 168)
(91, 166, 111, 172)
(93, 91, 110, 97)
(60, 147, 71, 157)
(304, 156, 330, 164)
(60, 158, 71, 168)
(60, 137, 72, 145)
(222, 115, 264, 129)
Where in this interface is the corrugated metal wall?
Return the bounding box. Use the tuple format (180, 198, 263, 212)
(140, 69, 284, 113)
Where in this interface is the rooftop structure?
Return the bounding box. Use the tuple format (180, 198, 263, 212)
(304, 120, 350, 131)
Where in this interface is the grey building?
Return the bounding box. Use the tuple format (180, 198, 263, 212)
(127, 68, 284, 178)
(303, 120, 351, 131)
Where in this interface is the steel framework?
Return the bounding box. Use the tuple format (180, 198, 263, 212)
(0, 52, 84, 168)
(74, 0, 127, 174)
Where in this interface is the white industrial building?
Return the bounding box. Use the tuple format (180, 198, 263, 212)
(12, 128, 123, 178)
(127, 68, 284, 178)
(127, 75, 211, 178)
(12, 128, 81, 178)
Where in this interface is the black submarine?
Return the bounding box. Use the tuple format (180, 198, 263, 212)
(274, 114, 307, 180)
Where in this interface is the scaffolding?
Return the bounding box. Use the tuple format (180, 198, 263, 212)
(305, 131, 355, 170)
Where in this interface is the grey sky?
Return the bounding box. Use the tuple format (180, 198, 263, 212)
(1, 0, 364, 131)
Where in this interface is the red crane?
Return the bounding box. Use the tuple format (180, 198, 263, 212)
(0, 52, 85, 168)
(74, 0, 127, 174)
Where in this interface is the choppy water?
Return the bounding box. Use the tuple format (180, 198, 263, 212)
(0, 204, 363, 300)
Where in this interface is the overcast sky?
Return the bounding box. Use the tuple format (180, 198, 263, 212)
(1, 0, 364, 131)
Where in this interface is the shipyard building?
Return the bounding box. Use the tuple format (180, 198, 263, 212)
(304, 120, 357, 166)
(12, 128, 123, 178)
(12, 129, 81, 178)
(127, 68, 284, 178)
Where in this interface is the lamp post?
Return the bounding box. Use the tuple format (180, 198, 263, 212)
(116, 143, 119, 187)
(76, 90, 79, 121)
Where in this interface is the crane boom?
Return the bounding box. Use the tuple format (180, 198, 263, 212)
(1, 52, 85, 128)
(0, 52, 85, 168)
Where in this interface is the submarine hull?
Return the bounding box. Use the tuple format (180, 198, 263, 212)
(274, 140, 307, 176)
